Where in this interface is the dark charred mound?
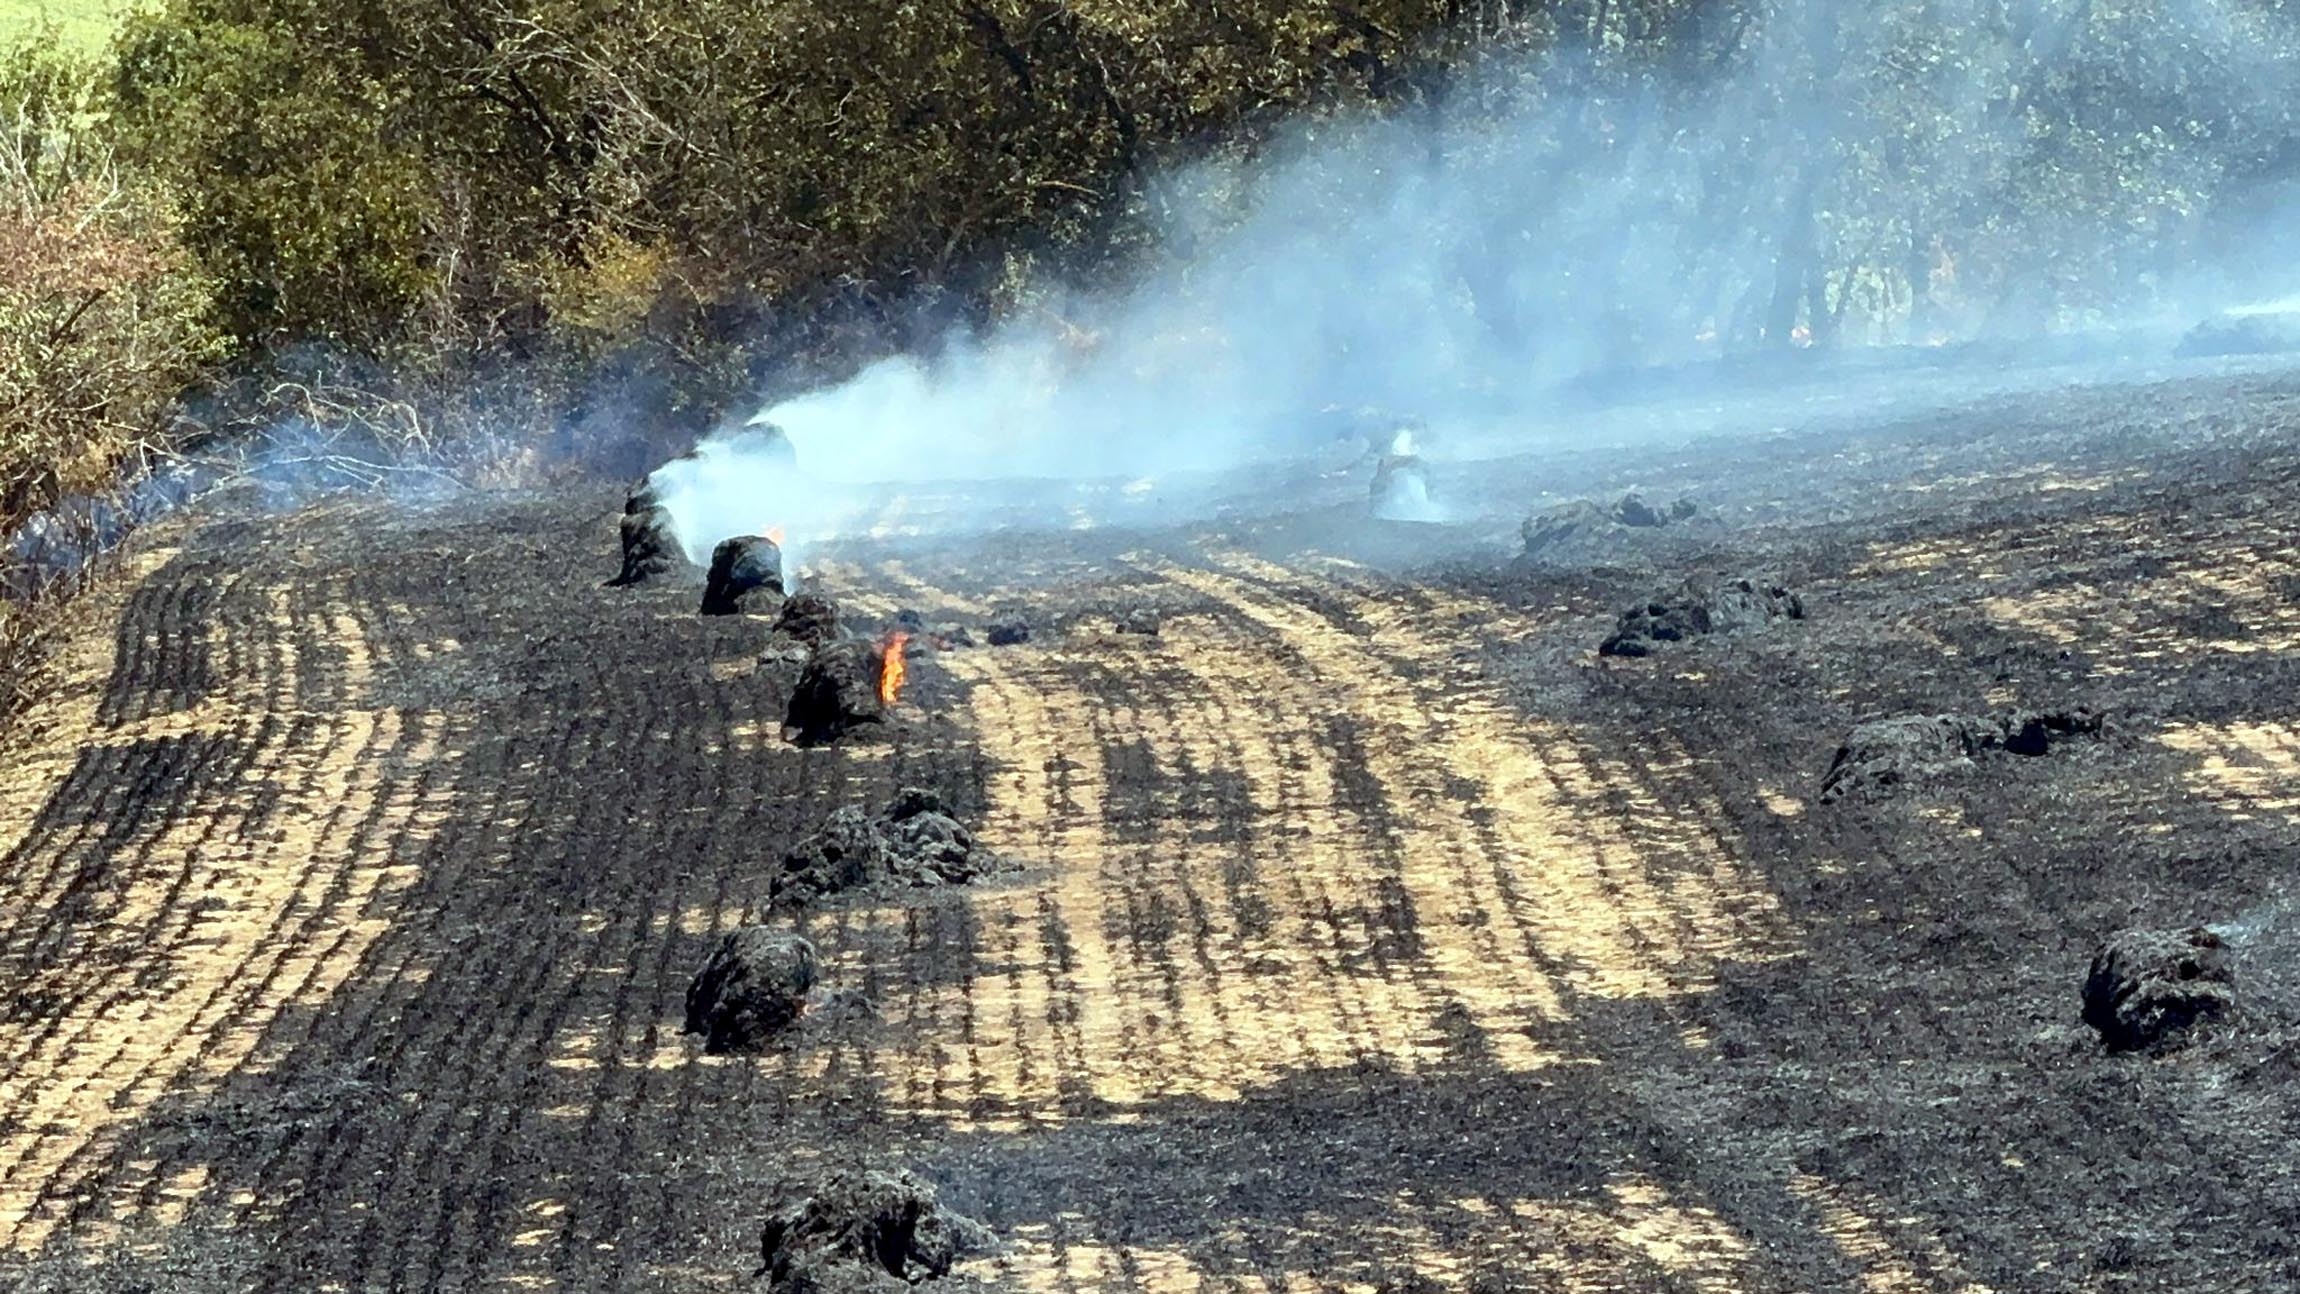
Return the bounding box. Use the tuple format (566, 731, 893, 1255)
(757, 1168, 992, 1293)
(895, 608, 975, 650)
(2083, 926, 2235, 1053)
(683, 927, 818, 1054)
(1598, 575, 1802, 657)
(1820, 709, 2105, 801)
(1523, 492, 1706, 563)
(774, 790, 1003, 908)
(625, 475, 665, 516)
(986, 610, 1031, 646)
(1612, 491, 1697, 529)
(785, 639, 888, 745)
(1113, 607, 1162, 636)
(2177, 310, 2300, 359)
(611, 506, 682, 586)
(1820, 715, 1999, 799)
(776, 593, 844, 648)
(1998, 708, 2106, 755)
(700, 535, 785, 616)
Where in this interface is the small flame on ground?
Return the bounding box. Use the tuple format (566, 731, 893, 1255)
(879, 632, 909, 707)
(765, 525, 786, 546)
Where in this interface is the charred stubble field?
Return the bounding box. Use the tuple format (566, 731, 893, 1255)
(1, 368, 2298, 1291)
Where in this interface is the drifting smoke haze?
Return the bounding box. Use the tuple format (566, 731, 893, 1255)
(658, 0, 2300, 554)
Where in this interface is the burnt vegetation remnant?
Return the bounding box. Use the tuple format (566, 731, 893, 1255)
(1523, 493, 1710, 564)
(774, 593, 845, 650)
(895, 607, 975, 649)
(612, 506, 682, 586)
(1598, 575, 1803, 657)
(757, 1168, 992, 1293)
(1820, 709, 2105, 801)
(773, 790, 1005, 909)
(1113, 606, 1162, 636)
(683, 927, 818, 1054)
(2082, 926, 2236, 1053)
(699, 534, 784, 615)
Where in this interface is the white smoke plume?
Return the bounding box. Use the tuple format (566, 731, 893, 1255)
(657, 0, 2300, 558)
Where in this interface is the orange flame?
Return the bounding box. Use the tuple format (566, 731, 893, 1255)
(765, 525, 786, 546)
(879, 632, 909, 707)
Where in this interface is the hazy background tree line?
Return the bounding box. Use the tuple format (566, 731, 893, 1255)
(2, 0, 2299, 540)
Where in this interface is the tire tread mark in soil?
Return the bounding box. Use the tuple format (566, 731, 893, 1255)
(1109, 605, 1436, 1082)
(1072, 658, 1196, 1100)
(961, 663, 1115, 1120)
(1151, 562, 1562, 1068)
(255, 722, 543, 1290)
(95, 558, 224, 727)
(0, 714, 287, 1238)
(0, 561, 425, 1247)
(1176, 608, 1444, 1079)
(237, 729, 506, 1293)
(1077, 653, 1235, 1102)
(1204, 553, 1795, 1007)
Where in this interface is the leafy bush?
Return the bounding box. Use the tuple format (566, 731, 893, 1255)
(0, 41, 219, 530)
(96, 0, 1482, 429)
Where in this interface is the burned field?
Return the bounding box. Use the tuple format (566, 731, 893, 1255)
(2, 369, 2300, 1291)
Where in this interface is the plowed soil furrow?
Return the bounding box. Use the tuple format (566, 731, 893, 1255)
(8, 374, 2300, 1291)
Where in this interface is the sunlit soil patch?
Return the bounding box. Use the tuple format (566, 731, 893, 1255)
(0, 544, 463, 1252)
(1982, 563, 2300, 667)
(1789, 1174, 1995, 1294)
(2158, 721, 2300, 822)
(822, 555, 1795, 1131)
(1898, 464, 2139, 501)
(1853, 510, 2155, 580)
(1853, 536, 1986, 577)
(974, 1176, 1783, 1292)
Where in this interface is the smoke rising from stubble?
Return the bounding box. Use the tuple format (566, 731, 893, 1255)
(657, 0, 2300, 556)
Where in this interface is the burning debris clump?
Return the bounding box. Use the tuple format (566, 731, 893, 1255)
(683, 927, 818, 1054)
(2083, 926, 2235, 1053)
(773, 789, 1005, 909)
(757, 1168, 993, 1294)
(1819, 709, 2105, 801)
(1598, 574, 1802, 657)
(700, 534, 786, 616)
(785, 632, 912, 745)
(1522, 492, 1707, 564)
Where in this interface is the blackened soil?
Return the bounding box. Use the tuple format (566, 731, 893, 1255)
(2, 367, 2299, 1292)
